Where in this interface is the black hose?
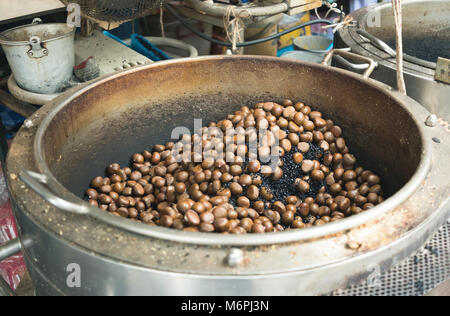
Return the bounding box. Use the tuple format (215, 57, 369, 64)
(165, 4, 333, 48)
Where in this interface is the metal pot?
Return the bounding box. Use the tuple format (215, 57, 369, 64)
(4, 56, 450, 295)
(0, 19, 75, 94)
(336, 0, 450, 120)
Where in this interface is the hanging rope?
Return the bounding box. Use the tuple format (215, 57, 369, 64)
(223, 6, 252, 53)
(322, 15, 356, 34)
(392, 0, 407, 94)
(160, 4, 166, 38)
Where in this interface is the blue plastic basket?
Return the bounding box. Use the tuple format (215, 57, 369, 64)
(103, 31, 171, 62)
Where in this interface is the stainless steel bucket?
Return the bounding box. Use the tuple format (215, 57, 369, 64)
(0, 19, 75, 94)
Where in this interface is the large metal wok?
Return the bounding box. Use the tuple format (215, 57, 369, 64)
(4, 55, 450, 295)
(336, 0, 450, 120)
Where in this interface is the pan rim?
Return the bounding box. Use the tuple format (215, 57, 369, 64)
(32, 55, 432, 246)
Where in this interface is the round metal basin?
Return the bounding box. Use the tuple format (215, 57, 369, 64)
(362, 0, 450, 63)
(6, 56, 449, 295)
(31, 56, 430, 244)
(336, 0, 450, 120)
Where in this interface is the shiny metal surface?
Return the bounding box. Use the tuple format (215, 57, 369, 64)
(333, 55, 370, 71)
(13, 185, 450, 295)
(6, 56, 450, 295)
(0, 239, 22, 262)
(336, 0, 450, 120)
(13, 170, 450, 295)
(322, 49, 378, 79)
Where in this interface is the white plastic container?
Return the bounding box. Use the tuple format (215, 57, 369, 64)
(0, 19, 75, 94)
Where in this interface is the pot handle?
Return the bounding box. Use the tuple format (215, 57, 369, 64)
(0, 239, 22, 262)
(31, 18, 43, 25)
(27, 36, 48, 59)
(322, 49, 378, 79)
(19, 171, 91, 215)
(26, 18, 48, 59)
(356, 29, 396, 57)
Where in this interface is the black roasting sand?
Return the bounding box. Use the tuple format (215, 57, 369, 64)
(226, 137, 327, 220)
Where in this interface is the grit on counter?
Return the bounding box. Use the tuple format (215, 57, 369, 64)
(181, 300, 270, 313)
(170, 119, 281, 170)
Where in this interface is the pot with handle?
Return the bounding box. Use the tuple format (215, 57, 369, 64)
(0, 18, 75, 94)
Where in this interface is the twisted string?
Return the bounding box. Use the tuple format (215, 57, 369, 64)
(392, 0, 407, 94)
(322, 15, 356, 34)
(223, 6, 252, 53)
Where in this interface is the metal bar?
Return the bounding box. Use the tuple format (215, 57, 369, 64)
(184, 0, 289, 17)
(404, 53, 437, 70)
(334, 55, 370, 70)
(19, 171, 91, 215)
(322, 49, 378, 79)
(0, 89, 37, 118)
(172, 5, 225, 28)
(356, 29, 396, 57)
(356, 29, 437, 70)
(0, 239, 22, 262)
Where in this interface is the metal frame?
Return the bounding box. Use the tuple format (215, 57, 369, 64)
(17, 200, 450, 295)
(322, 49, 378, 79)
